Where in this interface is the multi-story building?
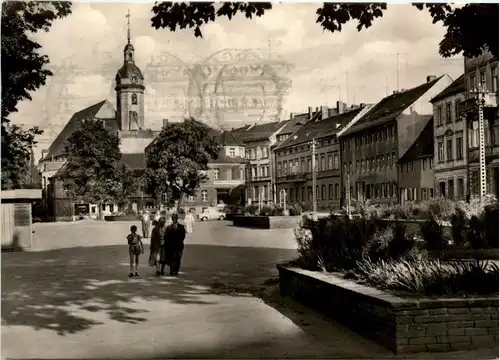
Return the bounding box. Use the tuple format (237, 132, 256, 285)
(431, 74, 468, 199)
(397, 118, 435, 203)
(459, 50, 499, 199)
(273, 104, 370, 210)
(181, 130, 246, 210)
(339, 75, 453, 205)
(232, 121, 288, 204)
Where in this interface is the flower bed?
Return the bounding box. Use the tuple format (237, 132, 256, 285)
(278, 264, 498, 354)
(233, 215, 301, 229)
(104, 214, 141, 221)
(280, 200, 499, 353)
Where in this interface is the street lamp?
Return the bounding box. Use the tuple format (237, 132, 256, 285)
(470, 84, 487, 206)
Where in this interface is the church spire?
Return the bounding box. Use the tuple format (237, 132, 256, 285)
(126, 9, 131, 44)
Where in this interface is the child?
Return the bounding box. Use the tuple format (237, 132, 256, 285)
(127, 225, 144, 277)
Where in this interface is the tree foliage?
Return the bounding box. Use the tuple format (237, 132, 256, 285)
(1, 1, 72, 189)
(151, 2, 498, 59)
(144, 118, 220, 206)
(61, 120, 136, 210)
(1, 124, 43, 190)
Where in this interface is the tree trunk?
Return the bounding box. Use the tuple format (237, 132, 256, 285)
(177, 192, 184, 213)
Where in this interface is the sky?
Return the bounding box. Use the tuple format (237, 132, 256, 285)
(9, 2, 464, 160)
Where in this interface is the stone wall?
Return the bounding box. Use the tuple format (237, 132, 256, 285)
(278, 265, 498, 354)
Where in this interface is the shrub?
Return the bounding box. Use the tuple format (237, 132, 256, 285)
(245, 204, 258, 215)
(288, 203, 303, 216)
(468, 215, 487, 249)
(293, 227, 318, 270)
(259, 205, 274, 216)
(420, 215, 448, 251)
(483, 204, 499, 248)
(450, 207, 468, 247)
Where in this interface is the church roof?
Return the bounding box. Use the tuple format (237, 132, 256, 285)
(42, 100, 116, 161)
(115, 62, 144, 81)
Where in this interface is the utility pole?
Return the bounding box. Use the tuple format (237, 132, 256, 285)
(471, 85, 487, 205)
(311, 138, 317, 213)
(346, 172, 351, 219)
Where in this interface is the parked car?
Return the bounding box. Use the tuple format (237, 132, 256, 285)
(198, 207, 226, 221)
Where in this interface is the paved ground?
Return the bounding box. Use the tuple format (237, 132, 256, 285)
(2, 220, 498, 359)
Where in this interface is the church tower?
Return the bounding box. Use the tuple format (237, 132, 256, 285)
(115, 10, 145, 131)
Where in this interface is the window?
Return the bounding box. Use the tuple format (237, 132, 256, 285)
(289, 160, 294, 173)
(316, 185, 320, 200)
(456, 134, 463, 159)
(411, 161, 414, 172)
(446, 138, 453, 161)
(201, 190, 208, 201)
(213, 168, 220, 180)
(328, 155, 333, 170)
(436, 105, 443, 125)
(349, 161, 352, 174)
(469, 120, 479, 148)
(371, 158, 375, 170)
(470, 74, 476, 90)
(301, 159, 305, 173)
(295, 159, 299, 173)
(131, 93, 138, 105)
(445, 103, 452, 123)
(284, 161, 289, 175)
(439, 182, 446, 197)
(356, 160, 360, 172)
(229, 148, 235, 157)
(302, 187, 305, 202)
(277, 163, 282, 177)
(329, 184, 333, 199)
(455, 101, 461, 122)
(290, 188, 294, 202)
(457, 178, 464, 199)
(438, 139, 444, 162)
(423, 158, 427, 170)
(262, 147, 268, 158)
(448, 179, 454, 199)
(321, 185, 326, 200)
(333, 153, 339, 169)
(392, 152, 396, 167)
(335, 184, 339, 199)
(361, 159, 365, 171)
(321, 156, 326, 171)
(480, 70, 486, 89)
(492, 66, 498, 92)
(308, 158, 312, 172)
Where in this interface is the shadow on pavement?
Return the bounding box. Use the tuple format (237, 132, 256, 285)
(2, 244, 295, 336)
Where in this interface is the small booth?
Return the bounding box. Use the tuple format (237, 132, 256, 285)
(1, 189, 42, 251)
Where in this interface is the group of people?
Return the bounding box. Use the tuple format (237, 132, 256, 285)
(126, 209, 195, 278)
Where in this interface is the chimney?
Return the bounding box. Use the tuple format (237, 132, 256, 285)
(321, 105, 329, 120)
(290, 112, 293, 120)
(426, 75, 437, 83)
(308, 106, 312, 120)
(162, 119, 169, 128)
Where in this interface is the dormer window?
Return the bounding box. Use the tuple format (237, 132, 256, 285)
(229, 147, 235, 157)
(132, 93, 137, 105)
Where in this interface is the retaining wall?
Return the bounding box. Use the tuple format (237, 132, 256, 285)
(277, 264, 498, 354)
(233, 215, 301, 229)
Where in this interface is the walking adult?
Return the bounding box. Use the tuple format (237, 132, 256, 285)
(149, 216, 168, 276)
(184, 209, 195, 241)
(165, 213, 186, 276)
(141, 211, 151, 238)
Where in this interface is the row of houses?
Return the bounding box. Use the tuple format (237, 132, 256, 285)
(232, 52, 498, 211)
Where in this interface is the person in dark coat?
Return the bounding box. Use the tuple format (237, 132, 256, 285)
(165, 213, 186, 276)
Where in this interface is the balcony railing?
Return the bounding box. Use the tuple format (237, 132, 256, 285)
(248, 175, 271, 181)
(277, 172, 308, 183)
(468, 145, 499, 162)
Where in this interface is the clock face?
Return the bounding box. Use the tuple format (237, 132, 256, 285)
(130, 73, 139, 83)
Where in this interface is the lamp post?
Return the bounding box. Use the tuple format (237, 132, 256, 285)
(310, 138, 317, 214)
(470, 84, 487, 206)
